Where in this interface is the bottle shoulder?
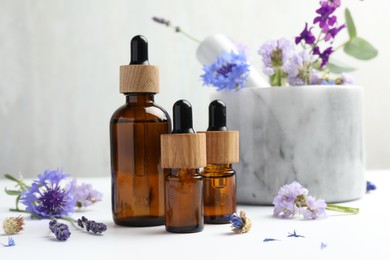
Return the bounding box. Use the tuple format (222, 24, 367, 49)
(111, 102, 171, 122)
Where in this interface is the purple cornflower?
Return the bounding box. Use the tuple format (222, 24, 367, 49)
(49, 220, 71, 241)
(201, 51, 250, 91)
(272, 181, 308, 218)
(20, 169, 76, 218)
(295, 23, 316, 45)
(70, 179, 103, 208)
(258, 38, 294, 76)
(313, 46, 333, 67)
(77, 216, 107, 234)
(314, 1, 338, 30)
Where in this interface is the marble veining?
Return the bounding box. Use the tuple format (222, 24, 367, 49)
(212, 86, 365, 205)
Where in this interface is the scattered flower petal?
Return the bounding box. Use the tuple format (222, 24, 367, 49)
(1, 237, 15, 247)
(263, 238, 280, 242)
(321, 242, 328, 250)
(366, 181, 376, 192)
(287, 230, 305, 238)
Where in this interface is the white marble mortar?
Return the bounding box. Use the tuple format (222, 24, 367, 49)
(212, 86, 366, 205)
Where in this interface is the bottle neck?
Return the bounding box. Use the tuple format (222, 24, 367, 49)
(204, 163, 233, 172)
(125, 93, 155, 104)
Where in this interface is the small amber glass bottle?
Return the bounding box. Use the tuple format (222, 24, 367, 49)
(161, 100, 206, 233)
(200, 100, 239, 224)
(110, 35, 171, 226)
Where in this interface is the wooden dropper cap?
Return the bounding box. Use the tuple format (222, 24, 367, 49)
(161, 100, 206, 169)
(120, 35, 159, 93)
(198, 100, 239, 164)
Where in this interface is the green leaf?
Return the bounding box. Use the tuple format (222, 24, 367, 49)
(327, 58, 356, 74)
(4, 173, 20, 182)
(345, 8, 357, 39)
(344, 37, 378, 60)
(4, 188, 21, 196)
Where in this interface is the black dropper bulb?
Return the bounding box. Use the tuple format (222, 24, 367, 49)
(207, 99, 228, 131)
(172, 99, 195, 134)
(130, 35, 150, 65)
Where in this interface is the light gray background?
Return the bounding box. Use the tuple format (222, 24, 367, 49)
(1, 0, 389, 178)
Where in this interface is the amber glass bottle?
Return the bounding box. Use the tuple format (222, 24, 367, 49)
(200, 100, 239, 224)
(110, 35, 171, 226)
(161, 100, 206, 233)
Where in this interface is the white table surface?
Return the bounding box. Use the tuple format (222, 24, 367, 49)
(1, 170, 389, 260)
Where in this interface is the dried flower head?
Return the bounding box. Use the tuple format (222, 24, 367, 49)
(226, 210, 252, 234)
(2, 216, 24, 235)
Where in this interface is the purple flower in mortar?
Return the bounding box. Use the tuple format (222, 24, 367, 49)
(313, 46, 333, 67)
(314, 0, 337, 30)
(201, 51, 250, 91)
(295, 23, 316, 45)
(20, 169, 76, 218)
(258, 38, 294, 76)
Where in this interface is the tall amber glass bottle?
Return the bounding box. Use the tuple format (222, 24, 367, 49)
(200, 100, 239, 224)
(110, 35, 171, 226)
(161, 100, 206, 233)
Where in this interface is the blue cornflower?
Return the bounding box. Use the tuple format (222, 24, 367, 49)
(201, 51, 250, 91)
(1, 237, 15, 247)
(20, 169, 76, 218)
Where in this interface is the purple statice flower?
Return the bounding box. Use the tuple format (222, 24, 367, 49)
(314, 1, 338, 30)
(272, 181, 308, 218)
(69, 179, 103, 208)
(313, 46, 333, 67)
(258, 38, 294, 76)
(295, 23, 316, 45)
(77, 216, 107, 234)
(49, 220, 71, 241)
(336, 73, 353, 85)
(285, 51, 315, 86)
(20, 169, 76, 218)
(301, 196, 327, 219)
(201, 51, 250, 91)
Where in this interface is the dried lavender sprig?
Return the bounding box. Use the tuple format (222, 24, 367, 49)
(77, 216, 107, 234)
(152, 16, 201, 43)
(49, 220, 71, 241)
